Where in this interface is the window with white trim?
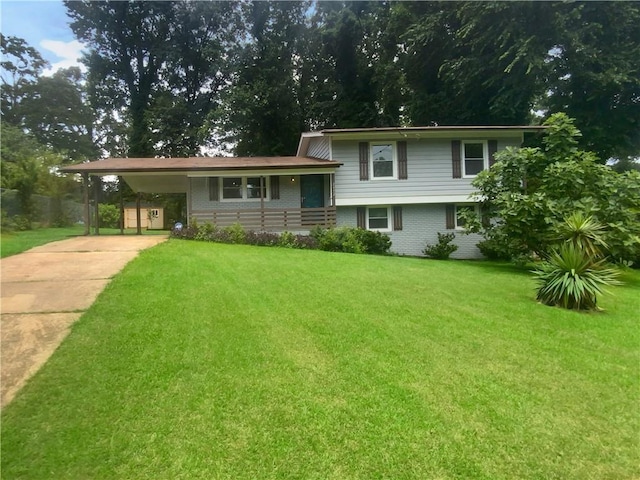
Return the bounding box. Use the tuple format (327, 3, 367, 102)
(462, 141, 488, 177)
(455, 204, 476, 230)
(370, 142, 396, 179)
(221, 176, 269, 201)
(367, 206, 391, 231)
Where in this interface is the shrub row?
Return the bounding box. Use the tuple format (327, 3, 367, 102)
(171, 220, 392, 255)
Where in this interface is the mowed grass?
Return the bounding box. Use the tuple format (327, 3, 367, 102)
(0, 226, 85, 258)
(2, 241, 638, 479)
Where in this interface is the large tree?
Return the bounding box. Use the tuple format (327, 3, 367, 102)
(65, 1, 174, 157)
(0, 34, 48, 125)
(2, 36, 97, 162)
(65, 0, 240, 157)
(216, 1, 309, 156)
(542, 1, 640, 160)
(310, 1, 400, 128)
(397, 2, 553, 126)
(20, 67, 97, 161)
(395, 1, 639, 159)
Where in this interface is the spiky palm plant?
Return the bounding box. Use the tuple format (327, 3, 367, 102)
(556, 212, 609, 258)
(533, 243, 621, 311)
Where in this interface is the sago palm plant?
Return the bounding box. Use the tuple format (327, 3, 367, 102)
(533, 243, 620, 311)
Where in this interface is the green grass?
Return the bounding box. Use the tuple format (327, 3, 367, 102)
(2, 241, 638, 479)
(0, 225, 85, 257)
(0, 226, 169, 257)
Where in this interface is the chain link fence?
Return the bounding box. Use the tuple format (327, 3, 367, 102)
(1, 189, 84, 228)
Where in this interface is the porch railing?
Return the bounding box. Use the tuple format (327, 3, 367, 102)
(190, 206, 336, 231)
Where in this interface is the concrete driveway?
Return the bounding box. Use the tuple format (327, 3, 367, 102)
(0, 235, 167, 407)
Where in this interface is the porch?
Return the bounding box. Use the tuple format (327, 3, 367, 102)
(190, 206, 337, 231)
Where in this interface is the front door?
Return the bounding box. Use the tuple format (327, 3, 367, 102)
(300, 175, 325, 208)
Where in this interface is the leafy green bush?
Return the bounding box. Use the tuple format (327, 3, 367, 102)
(278, 231, 297, 248)
(98, 203, 120, 228)
(465, 113, 640, 265)
(223, 223, 246, 244)
(533, 243, 620, 310)
(11, 215, 33, 231)
(351, 228, 392, 254)
(310, 227, 391, 254)
(423, 232, 459, 259)
(195, 221, 216, 241)
(477, 238, 512, 261)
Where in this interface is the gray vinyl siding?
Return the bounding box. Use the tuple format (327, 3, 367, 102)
(332, 138, 521, 201)
(307, 137, 331, 159)
(337, 204, 483, 259)
(189, 176, 301, 213)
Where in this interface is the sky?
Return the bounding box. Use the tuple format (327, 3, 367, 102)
(1, 0, 85, 75)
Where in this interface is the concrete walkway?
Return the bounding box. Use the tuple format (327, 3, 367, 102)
(0, 235, 167, 407)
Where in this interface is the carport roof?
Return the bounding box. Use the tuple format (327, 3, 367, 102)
(62, 156, 341, 175)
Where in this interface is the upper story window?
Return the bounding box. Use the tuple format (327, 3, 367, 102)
(462, 141, 488, 177)
(371, 142, 396, 179)
(221, 176, 268, 201)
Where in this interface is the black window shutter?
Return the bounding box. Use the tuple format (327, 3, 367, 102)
(270, 176, 280, 200)
(451, 140, 461, 178)
(393, 206, 403, 231)
(398, 141, 408, 180)
(359, 142, 369, 181)
(209, 177, 219, 201)
(445, 204, 456, 229)
(488, 140, 498, 167)
(357, 207, 366, 228)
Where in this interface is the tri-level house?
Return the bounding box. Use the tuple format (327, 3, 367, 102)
(63, 125, 542, 258)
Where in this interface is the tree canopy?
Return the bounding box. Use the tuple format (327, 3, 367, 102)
(3, 1, 639, 162)
(55, 1, 639, 159)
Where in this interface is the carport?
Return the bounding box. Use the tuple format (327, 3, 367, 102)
(62, 159, 189, 235)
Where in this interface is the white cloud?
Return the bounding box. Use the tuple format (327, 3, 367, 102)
(40, 39, 86, 76)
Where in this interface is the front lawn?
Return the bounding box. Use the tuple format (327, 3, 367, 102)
(2, 241, 638, 479)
